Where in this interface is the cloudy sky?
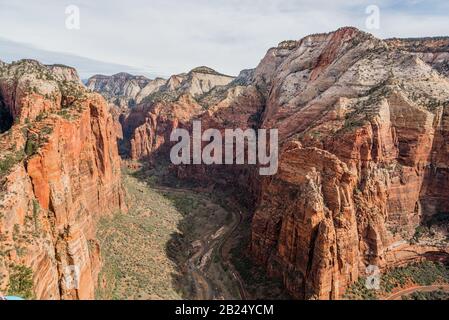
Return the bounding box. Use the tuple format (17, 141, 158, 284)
(0, 0, 448, 79)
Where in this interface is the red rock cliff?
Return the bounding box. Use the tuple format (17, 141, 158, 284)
(0, 60, 126, 300)
(249, 27, 449, 299)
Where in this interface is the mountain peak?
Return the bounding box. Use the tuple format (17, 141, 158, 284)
(189, 66, 217, 74)
(188, 66, 233, 78)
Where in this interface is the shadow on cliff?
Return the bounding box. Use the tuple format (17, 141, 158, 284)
(0, 97, 13, 134)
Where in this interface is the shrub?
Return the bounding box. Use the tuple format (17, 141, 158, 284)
(25, 138, 38, 156)
(0, 152, 25, 177)
(32, 199, 41, 232)
(7, 264, 34, 299)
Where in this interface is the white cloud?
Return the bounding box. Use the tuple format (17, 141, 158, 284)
(0, 0, 448, 78)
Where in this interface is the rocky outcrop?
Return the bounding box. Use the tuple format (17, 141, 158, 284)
(88, 67, 236, 160)
(0, 60, 126, 300)
(135, 78, 166, 104)
(249, 27, 449, 299)
(386, 37, 449, 77)
(174, 67, 235, 98)
(117, 67, 236, 160)
(88, 67, 235, 110)
(86, 72, 151, 108)
(122, 94, 204, 160)
(82, 27, 449, 300)
(251, 142, 359, 299)
(47, 64, 83, 83)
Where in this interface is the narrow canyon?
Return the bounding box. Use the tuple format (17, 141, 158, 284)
(1, 27, 449, 300)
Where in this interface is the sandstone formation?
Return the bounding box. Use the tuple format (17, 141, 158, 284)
(0, 60, 126, 300)
(86, 72, 151, 109)
(87, 66, 235, 110)
(4, 27, 449, 301)
(386, 37, 449, 77)
(110, 27, 449, 300)
(249, 27, 449, 299)
(94, 67, 237, 160)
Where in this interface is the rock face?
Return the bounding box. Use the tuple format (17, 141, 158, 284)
(116, 67, 236, 160)
(47, 64, 83, 83)
(87, 67, 235, 110)
(0, 60, 126, 300)
(86, 72, 151, 108)
(76, 27, 449, 300)
(122, 94, 204, 160)
(249, 27, 449, 299)
(87, 66, 236, 160)
(116, 28, 449, 300)
(386, 37, 449, 77)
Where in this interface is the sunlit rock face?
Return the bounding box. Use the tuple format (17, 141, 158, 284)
(249, 27, 449, 299)
(386, 37, 449, 77)
(0, 60, 126, 300)
(73, 27, 449, 300)
(86, 72, 150, 107)
(87, 66, 237, 160)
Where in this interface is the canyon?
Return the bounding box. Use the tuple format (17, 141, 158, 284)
(1, 27, 449, 300)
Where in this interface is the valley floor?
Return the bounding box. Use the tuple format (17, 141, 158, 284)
(95, 165, 251, 300)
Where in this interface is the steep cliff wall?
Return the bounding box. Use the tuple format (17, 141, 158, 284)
(87, 67, 236, 161)
(83, 27, 449, 300)
(0, 60, 125, 300)
(249, 27, 449, 299)
(118, 67, 238, 161)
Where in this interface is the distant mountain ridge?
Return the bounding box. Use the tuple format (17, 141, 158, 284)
(86, 66, 236, 108)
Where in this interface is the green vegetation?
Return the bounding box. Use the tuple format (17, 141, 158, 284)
(413, 212, 449, 242)
(96, 171, 220, 300)
(40, 125, 53, 137)
(58, 80, 88, 106)
(345, 261, 449, 300)
(97, 164, 249, 300)
(57, 109, 73, 121)
(310, 131, 322, 139)
(142, 90, 179, 104)
(344, 278, 379, 300)
(413, 225, 429, 242)
(382, 261, 449, 292)
(402, 290, 449, 300)
(341, 116, 367, 132)
(25, 135, 39, 157)
(7, 264, 34, 299)
(0, 152, 25, 177)
(163, 193, 199, 216)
